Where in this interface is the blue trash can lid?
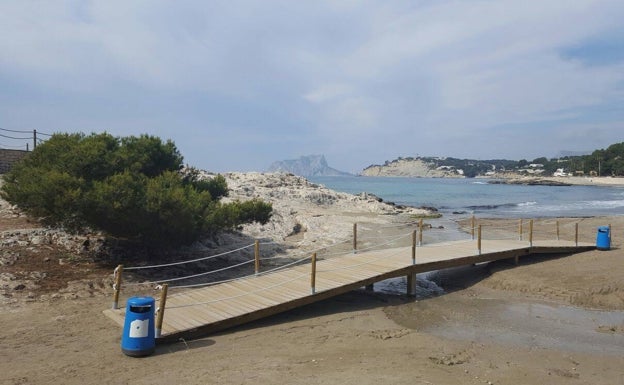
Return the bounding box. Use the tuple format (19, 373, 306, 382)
(598, 226, 610, 231)
(127, 296, 155, 306)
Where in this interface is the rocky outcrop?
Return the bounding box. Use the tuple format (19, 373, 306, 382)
(488, 178, 572, 186)
(221, 172, 432, 248)
(267, 155, 351, 177)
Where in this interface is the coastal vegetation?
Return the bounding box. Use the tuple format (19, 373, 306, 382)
(364, 141, 624, 177)
(0, 132, 272, 247)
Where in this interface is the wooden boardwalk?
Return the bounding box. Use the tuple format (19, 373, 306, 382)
(104, 238, 595, 342)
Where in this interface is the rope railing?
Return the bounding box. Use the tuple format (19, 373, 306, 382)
(166, 253, 314, 296)
(417, 238, 474, 248)
(123, 259, 256, 287)
(349, 231, 413, 253)
(258, 236, 352, 262)
(112, 215, 591, 336)
(123, 243, 256, 271)
(316, 247, 409, 274)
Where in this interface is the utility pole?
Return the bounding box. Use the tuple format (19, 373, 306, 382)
(33, 129, 37, 149)
(599, 160, 601, 177)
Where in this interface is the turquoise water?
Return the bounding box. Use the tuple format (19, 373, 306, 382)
(310, 176, 624, 296)
(310, 176, 624, 218)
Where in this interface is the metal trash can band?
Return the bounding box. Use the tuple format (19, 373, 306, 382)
(596, 226, 611, 251)
(121, 296, 156, 356)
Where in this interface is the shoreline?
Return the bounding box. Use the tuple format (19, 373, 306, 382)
(485, 175, 624, 187)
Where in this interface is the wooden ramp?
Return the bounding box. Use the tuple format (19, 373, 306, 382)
(104, 238, 595, 342)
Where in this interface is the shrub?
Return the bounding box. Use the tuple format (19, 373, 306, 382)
(1, 132, 272, 248)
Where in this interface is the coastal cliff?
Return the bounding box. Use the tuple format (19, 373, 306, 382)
(361, 158, 464, 178)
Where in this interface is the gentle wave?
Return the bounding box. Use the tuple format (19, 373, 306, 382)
(466, 202, 526, 210)
(310, 176, 624, 218)
(508, 199, 624, 213)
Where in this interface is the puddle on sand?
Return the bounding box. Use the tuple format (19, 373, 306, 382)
(392, 295, 624, 355)
(367, 239, 624, 356)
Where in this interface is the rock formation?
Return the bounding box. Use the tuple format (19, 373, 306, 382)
(361, 158, 463, 178)
(267, 155, 351, 177)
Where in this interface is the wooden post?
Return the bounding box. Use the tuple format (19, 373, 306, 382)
(418, 218, 423, 246)
(478, 225, 482, 255)
(471, 215, 475, 240)
(609, 224, 612, 242)
(353, 223, 357, 254)
(112, 264, 123, 309)
(575, 223, 579, 246)
(518, 219, 523, 241)
(406, 273, 417, 297)
(556, 220, 560, 241)
(411, 230, 416, 265)
(254, 240, 260, 275)
(155, 283, 168, 338)
(310, 253, 317, 294)
(529, 219, 533, 247)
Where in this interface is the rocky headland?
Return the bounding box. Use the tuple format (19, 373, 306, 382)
(361, 158, 463, 177)
(222, 172, 433, 249)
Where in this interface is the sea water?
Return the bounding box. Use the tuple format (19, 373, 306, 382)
(310, 176, 624, 219)
(309, 176, 624, 296)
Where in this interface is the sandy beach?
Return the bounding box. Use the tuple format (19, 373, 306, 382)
(1, 174, 623, 385)
(496, 175, 624, 187)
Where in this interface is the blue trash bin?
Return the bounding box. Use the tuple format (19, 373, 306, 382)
(121, 296, 155, 357)
(596, 226, 611, 251)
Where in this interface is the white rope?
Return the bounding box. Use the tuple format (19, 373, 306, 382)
(258, 236, 353, 262)
(317, 247, 408, 274)
(123, 259, 255, 286)
(259, 254, 296, 261)
(354, 232, 413, 253)
(358, 234, 401, 240)
(417, 238, 474, 248)
(123, 243, 255, 270)
(376, 221, 420, 229)
(256, 254, 312, 276)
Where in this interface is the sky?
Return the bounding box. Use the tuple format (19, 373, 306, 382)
(1, 1, 623, 173)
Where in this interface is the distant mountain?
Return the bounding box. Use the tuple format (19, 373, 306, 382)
(267, 155, 351, 177)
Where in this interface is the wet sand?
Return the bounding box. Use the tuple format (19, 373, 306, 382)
(2, 215, 624, 384)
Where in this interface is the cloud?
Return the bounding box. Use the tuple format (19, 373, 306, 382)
(0, 1, 623, 171)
